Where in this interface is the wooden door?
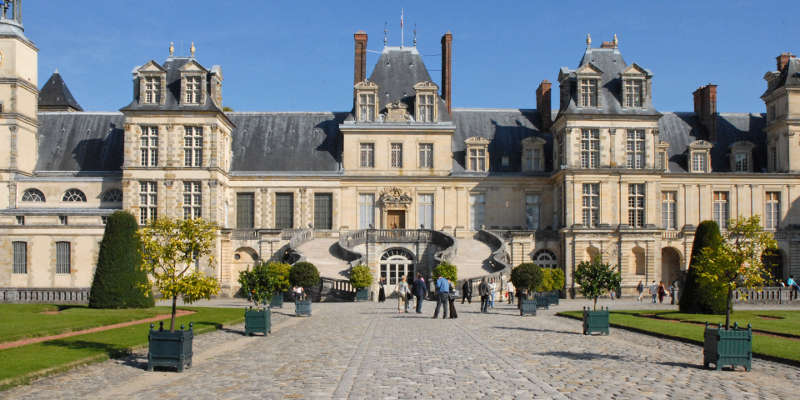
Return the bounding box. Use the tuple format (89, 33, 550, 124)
(387, 210, 405, 229)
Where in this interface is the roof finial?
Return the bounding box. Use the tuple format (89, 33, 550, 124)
(169, 42, 174, 56)
(384, 22, 388, 47)
(190, 42, 195, 56)
(613, 34, 618, 48)
(586, 33, 591, 47)
(414, 23, 417, 47)
(55, 67, 58, 74)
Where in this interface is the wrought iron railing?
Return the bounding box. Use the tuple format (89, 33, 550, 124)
(1, 287, 91, 304)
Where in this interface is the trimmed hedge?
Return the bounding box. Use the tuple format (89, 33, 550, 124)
(680, 220, 727, 315)
(290, 262, 320, 288)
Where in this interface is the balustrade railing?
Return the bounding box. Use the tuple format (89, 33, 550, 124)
(337, 229, 458, 267)
(2, 287, 90, 304)
(286, 228, 315, 265)
(661, 230, 684, 239)
(734, 286, 798, 303)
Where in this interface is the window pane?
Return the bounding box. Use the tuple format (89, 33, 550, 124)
(314, 194, 332, 230)
(236, 193, 255, 229)
(56, 242, 71, 274)
(13, 242, 27, 274)
(275, 193, 294, 229)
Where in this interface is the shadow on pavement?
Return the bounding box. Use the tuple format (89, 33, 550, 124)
(494, 326, 581, 335)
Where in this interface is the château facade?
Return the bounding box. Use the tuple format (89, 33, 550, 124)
(0, 1, 797, 299)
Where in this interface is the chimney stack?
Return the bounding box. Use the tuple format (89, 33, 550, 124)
(441, 32, 453, 115)
(536, 80, 552, 132)
(693, 84, 718, 141)
(354, 31, 368, 85)
(776, 52, 795, 72)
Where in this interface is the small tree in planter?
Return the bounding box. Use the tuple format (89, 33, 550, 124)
(349, 264, 373, 301)
(433, 261, 458, 283)
(290, 262, 319, 316)
(138, 217, 219, 372)
(573, 256, 621, 335)
(267, 262, 292, 308)
(534, 268, 553, 309)
(238, 261, 278, 336)
(510, 263, 543, 316)
(550, 268, 565, 305)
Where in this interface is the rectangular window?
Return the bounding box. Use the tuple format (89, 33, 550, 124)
(314, 193, 332, 230)
(185, 76, 202, 104)
(469, 148, 487, 171)
(580, 79, 598, 107)
(766, 192, 780, 229)
(558, 139, 565, 167)
(183, 182, 202, 219)
(658, 151, 666, 170)
(625, 80, 643, 108)
(713, 192, 729, 229)
(418, 94, 434, 122)
(236, 193, 255, 229)
(139, 181, 158, 225)
(56, 242, 71, 274)
(628, 184, 645, 228)
(184, 126, 203, 167)
(692, 152, 706, 173)
(358, 194, 375, 229)
(58, 216, 68, 225)
(581, 129, 599, 168)
(661, 191, 676, 230)
(772, 147, 778, 172)
(582, 184, 600, 228)
(524, 149, 533, 171)
(12, 242, 26, 274)
(533, 148, 543, 171)
(626, 130, 645, 169)
(418, 194, 434, 229)
(360, 143, 374, 168)
(419, 143, 433, 168)
(15, 216, 24, 225)
(140, 126, 159, 167)
(734, 153, 748, 172)
(391, 143, 403, 168)
(526, 194, 541, 230)
(359, 94, 376, 122)
(275, 193, 294, 229)
(145, 76, 161, 104)
(469, 194, 485, 231)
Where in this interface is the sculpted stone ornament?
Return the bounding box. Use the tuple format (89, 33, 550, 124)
(385, 100, 410, 122)
(379, 187, 413, 208)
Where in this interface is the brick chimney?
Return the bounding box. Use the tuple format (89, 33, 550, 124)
(441, 32, 453, 115)
(776, 52, 795, 71)
(354, 31, 368, 85)
(536, 80, 552, 132)
(693, 84, 718, 141)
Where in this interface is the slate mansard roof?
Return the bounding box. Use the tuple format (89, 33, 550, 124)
(38, 71, 83, 112)
(120, 57, 222, 113)
(35, 112, 125, 173)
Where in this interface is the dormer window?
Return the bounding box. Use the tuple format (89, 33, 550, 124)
(136, 61, 168, 106)
(360, 94, 376, 121)
(521, 137, 546, 172)
(729, 141, 755, 173)
(620, 63, 652, 110)
(580, 79, 598, 107)
(687, 140, 712, 173)
(465, 137, 490, 172)
(354, 81, 379, 122)
(624, 79, 643, 107)
(185, 76, 202, 104)
(178, 61, 208, 106)
(414, 82, 439, 122)
(145, 76, 161, 104)
(657, 140, 670, 172)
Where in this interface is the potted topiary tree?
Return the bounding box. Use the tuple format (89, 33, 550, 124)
(573, 256, 621, 335)
(696, 215, 777, 371)
(137, 217, 220, 372)
(534, 268, 553, 310)
(267, 262, 291, 309)
(432, 261, 458, 283)
(349, 264, 373, 301)
(510, 263, 543, 316)
(290, 261, 319, 317)
(549, 268, 565, 306)
(238, 261, 278, 336)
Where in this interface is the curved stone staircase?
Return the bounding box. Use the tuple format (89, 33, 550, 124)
(296, 238, 351, 279)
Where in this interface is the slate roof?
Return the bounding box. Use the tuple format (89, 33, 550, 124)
(38, 71, 83, 112)
(767, 57, 800, 93)
(120, 57, 222, 113)
(35, 112, 125, 172)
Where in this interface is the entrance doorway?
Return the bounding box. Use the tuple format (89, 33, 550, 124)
(380, 248, 415, 295)
(387, 210, 406, 229)
(661, 247, 681, 286)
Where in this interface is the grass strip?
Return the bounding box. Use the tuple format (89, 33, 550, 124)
(0, 307, 245, 391)
(557, 310, 800, 368)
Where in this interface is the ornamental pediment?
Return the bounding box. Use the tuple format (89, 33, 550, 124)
(413, 81, 439, 91)
(620, 63, 651, 77)
(575, 62, 603, 76)
(384, 100, 411, 122)
(729, 140, 756, 149)
(521, 137, 547, 146)
(138, 60, 167, 73)
(379, 187, 413, 208)
(465, 136, 491, 145)
(179, 60, 207, 72)
(354, 80, 379, 90)
(687, 140, 713, 149)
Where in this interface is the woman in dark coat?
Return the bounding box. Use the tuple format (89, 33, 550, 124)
(448, 279, 458, 318)
(378, 278, 386, 303)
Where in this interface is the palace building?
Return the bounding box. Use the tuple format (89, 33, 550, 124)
(0, 1, 796, 300)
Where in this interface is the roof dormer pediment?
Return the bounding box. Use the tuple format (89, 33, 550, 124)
(620, 62, 652, 77)
(354, 80, 379, 90)
(413, 81, 439, 91)
(465, 136, 491, 146)
(521, 137, 547, 146)
(179, 59, 208, 73)
(575, 62, 603, 76)
(138, 60, 167, 74)
(687, 140, 713, 150)
(729, 140, 756, 150)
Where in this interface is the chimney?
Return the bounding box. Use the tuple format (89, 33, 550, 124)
(536, 80, 552, 132)
(441, 32, 453, 115)
(354, 31, 368, 85)
(693, 84, 718, 141)
(776, 52, 795, 71)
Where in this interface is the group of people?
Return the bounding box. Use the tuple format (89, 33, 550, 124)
(636, 280, 671, 303)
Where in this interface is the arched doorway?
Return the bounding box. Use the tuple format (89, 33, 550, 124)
(232, 247, 259, 294)
(532, 249, 558, 269)
(661, 247, 681, 286)
(762, 249, 784, 285)
(632, 247, 646, 276)
(380, 248, 415, 295)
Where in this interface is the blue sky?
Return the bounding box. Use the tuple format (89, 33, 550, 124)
(28, 0, 799, 113)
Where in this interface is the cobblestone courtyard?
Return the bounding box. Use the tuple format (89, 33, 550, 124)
(5, 299, 799, 399)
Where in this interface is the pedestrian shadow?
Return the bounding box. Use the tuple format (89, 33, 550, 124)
(540, 351, 639, 362)
(658, 361, 704, 370)
(41, 339, 133, 359)
(493, 326, 581, 335)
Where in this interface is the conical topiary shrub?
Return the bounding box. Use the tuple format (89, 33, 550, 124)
(680, 220, 727, 314)
(89, 211, 154, 309)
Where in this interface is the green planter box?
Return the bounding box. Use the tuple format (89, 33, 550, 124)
(295, 299, 312, 317)
(535, 296, 550, 310)
(244, 308, 271, 336)
(147, 321, 193, 372)
(703, 322, 752, 371)
(269, 294, 284, 309)
(582, 308, 610, 335)
(520, 299, 538, 316)
(355, 288, 369, 302)
(548, 293, 560, 306)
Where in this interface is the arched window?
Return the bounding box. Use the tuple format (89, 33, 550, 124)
(632, 247, 646, 275)
(21, 189, 45, 202)
(102, 189, 123, 202)
(380, 248, 415, 286)
(62, 189, 87, 202)
(532, 249, 558, 269)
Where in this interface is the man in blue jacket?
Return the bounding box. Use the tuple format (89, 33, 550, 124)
(412, 273, 428, 313)
(432, 275, 450, 319)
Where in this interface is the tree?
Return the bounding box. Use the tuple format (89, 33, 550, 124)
(290, 262, 320, 291)
(267, 262, 292, 294)
(238, 261, 278, 310)
(510, 263, 544, 295)
(680, 220, 726, 315)
(349, 264, 373, 290)
(551, 268, 566, 293)
(573, 256, 622, 311)
(695, 215, 778, 329)
(89, 211, 154, 309)
(433, 261, 458, 282)
(537, 268, 554, 293)
(137, 217, 220, 332)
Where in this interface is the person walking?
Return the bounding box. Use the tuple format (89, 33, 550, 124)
(507, 281, 515, 304)
(378, 278, 386, 303)
(637, 281, 644, 301)
(412, 273, 427, 313)
(432, 275, 450, 319)
(461, 279, 472, 304)
(657, 281, 666, 303)
(292, 285, 304, 301)
(789, 275, 799, 300)
(649, 280, 658, 303)
(479, 277, 490, 313)
(669, 283, 675, 305)
(448, 279, 458, 318)
(395, 276, 410, 314)
(489, 278, 497, 308)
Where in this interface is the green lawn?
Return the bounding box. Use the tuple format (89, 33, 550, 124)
(557, 310, 800, 365)
(0, 306, 245, 391)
